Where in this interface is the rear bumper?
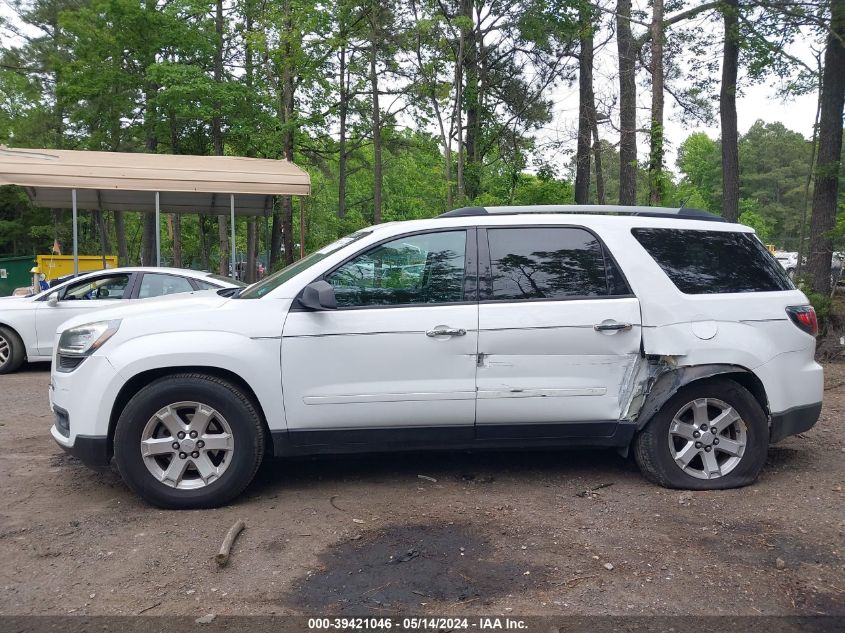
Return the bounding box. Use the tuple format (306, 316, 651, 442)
(51, 425, 111, 469)
(770, 402, 822, 444)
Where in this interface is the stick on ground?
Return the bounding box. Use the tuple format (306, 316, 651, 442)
(215, 520, 246, 568)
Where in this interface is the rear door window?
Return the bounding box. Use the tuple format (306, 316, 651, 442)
(632, 228, 793, 294)
(485, 227, 630, 300)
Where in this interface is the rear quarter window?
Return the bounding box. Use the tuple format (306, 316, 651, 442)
(632, 228, 794, 294)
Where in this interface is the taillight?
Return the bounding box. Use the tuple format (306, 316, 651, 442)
(786, 305, 818, 336)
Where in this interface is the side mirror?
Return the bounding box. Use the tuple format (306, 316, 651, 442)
(47, 292, 59, 307)
(298, 281, 337, 311)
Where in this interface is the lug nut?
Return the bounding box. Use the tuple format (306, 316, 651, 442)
(704, 446, 712, 452)
(700, 424, 708, 431)
(197, 440, 205, 448)
(711, 427, 718, 434)
(179, 452, 187, 459)
(171, 442, 180, 450)
(695, 441, 703, 449)
(191, 451, 199, 459)
(693, 431, 701, 438)
(189, 430, 198, 439)
(713, 438, 720, 445)
(177, 431, 186, 439)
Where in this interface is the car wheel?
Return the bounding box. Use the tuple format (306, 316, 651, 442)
(633, 378, 768, 490)
(0, 326, 26, 374)
(114, 373, 265, 509)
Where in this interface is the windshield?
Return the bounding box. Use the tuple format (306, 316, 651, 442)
(238, 231, 372, 299)
(205, 273, 246, 287)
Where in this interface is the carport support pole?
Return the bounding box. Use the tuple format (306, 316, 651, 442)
(72, 189, 78, 275)
(230, 194, 236, 280)
(155, 192, 161, 267)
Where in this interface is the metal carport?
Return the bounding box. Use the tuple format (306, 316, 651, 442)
(0, 146, 311, 275)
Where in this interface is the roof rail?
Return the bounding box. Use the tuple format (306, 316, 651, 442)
(438, 204, 726, 222)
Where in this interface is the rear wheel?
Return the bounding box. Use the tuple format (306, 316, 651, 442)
(114, 373, 265, 509)
(0, 326, 25, 374)
(634, 378, 768, 490)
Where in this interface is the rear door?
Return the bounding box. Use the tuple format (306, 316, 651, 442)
(476, 226, 642, 440)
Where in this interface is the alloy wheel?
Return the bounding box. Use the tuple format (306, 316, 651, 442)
(140, 401, 235, 489)
(0, 335, 9, 366)
(668, 397, 747, 480)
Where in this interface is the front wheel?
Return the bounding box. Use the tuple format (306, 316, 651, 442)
(634, 378, 769, 490)
(114, 373, 265, 509)
(0, 326, 25, 374)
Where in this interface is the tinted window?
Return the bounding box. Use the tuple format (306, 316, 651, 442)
(487, 228, 626, 300)
(326, 231, 467, 307)
(632, 228, 794, 294)
(62, 274, 130, 300)
(138, 273, 194, 299)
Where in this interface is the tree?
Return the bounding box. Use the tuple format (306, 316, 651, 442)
(720, 0, 740, 222)
(574, 2, 595, 204)
(616, 0, 637, 205)
(808, 0, 845, 293)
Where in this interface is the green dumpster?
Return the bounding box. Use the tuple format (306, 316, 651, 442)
(0, 255, 35, 297)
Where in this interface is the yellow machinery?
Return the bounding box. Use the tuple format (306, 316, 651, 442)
(36, 255, 118, 281)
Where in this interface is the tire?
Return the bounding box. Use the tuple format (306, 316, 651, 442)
(114, 373, 265, 509)
(0, 326, 25, 374)
(634, 377, 768, 490)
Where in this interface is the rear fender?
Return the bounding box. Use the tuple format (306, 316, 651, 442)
(631, 362, 766, 431)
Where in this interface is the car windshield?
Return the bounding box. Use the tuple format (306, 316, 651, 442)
(237, 231, 372, 299)
(205, 273, 246, 287)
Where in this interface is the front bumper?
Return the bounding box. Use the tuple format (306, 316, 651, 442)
(770, 402, 822, 443)
(51, 424, 111, 469)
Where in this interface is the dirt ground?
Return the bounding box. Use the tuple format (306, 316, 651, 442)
(0, 363, 843, 617)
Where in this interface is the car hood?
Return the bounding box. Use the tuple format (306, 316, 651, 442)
(0, 295, 35, 311)
(56, 291, 230, 334)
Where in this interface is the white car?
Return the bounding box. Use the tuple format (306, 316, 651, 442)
(0, 267, 242, 373)
(49, 206, 823, 508)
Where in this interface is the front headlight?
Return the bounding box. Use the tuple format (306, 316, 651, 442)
(57, 320, 121, 356)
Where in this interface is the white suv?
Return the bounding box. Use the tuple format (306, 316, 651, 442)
(49, 206, 823, 508)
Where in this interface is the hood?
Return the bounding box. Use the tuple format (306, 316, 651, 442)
(57, 291, 230, 334)
(0, 295, 35, 311)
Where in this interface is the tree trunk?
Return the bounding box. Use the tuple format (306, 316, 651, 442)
(246, 218, 257, 283)
(808, 0, 845, 294)
(720, 0, 740, 222)
(171, 214, 182, 268)
(338, 43, 349, 219)
(213, 0, 228, 275)
(461, 0, 481, 201)
(575, 5, 594, 205)
(370, 5, 383, 224)
(592, 124, 606, 204)
(648, 0, 665, 206)
(114, 211, 128, 265)
(274, 0, 296, 266)
(454, 32, 465, 203)
(199, 215, 210, 271)
(616, 0, 637, 206)
(94, 210, 110, 268)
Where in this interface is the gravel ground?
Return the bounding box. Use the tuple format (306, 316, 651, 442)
(0, 363, 843, 617)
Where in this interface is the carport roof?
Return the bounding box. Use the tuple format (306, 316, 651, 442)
(0, 146, 311, 215)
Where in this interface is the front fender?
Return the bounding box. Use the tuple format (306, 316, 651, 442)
(105, 330, 284, 431)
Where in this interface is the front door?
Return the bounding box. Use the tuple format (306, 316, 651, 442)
(475, 226, 642, 439)
(281, 229, 478, 446)
(34, 272, 134, 356)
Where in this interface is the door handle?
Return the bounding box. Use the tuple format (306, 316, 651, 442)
(594, 321, 632, 332)
(426, 327, 467, 337)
